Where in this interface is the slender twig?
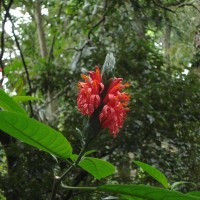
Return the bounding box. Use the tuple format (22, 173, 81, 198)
(9, 17, 33, 95)
(166, 0, 187, 7)
(2, 2, 34, 116)
(36, 84, 69, 111)
(177, 3, 200, 13)
(152, 0, 176, 13)
(0, 0, 13, 86)
(66, 0, 108, 53)
(87, 3, 107, 40)
(65, 0, 108, 70)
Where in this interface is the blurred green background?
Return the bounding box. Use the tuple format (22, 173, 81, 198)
(0, 0, 200, 199)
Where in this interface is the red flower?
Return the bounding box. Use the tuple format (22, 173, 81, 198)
(99, 78, 130, 137)
(77, 66, 104, 115)
(77, 67, 130, 137)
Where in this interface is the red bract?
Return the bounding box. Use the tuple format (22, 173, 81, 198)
(99, 78, 130, 137)
(77, 67, 130, 137)
(77, 66, 104, 115)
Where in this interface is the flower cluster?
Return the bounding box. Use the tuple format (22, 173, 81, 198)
(77, 66, 130, 137)
(77, 67, 104, 115)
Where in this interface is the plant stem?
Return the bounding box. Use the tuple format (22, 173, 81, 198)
(61, 182, 96, 191)
(50, 165, 73, 200)
(50, 144, 87, 200)
(50, 109, 101, 199)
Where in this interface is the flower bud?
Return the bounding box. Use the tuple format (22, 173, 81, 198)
(101, 52, 116, 83)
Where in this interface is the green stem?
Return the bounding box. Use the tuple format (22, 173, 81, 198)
(50, 166, 73, 200)
(61, 182, 97, 191)
(50, 112, 101, 199)
(50, 143, 87, 200)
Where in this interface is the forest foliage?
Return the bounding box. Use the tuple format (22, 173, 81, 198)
(0, 0, 200, 199)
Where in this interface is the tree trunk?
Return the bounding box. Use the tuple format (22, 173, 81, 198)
(34, 0, 57, 122)
(192, 1, 200, 75)
(163, 13, 171, 66)
(130, 1, 145, 40)
(34, 0, 47, 58)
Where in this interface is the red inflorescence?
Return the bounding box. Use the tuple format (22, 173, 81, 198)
(99, 78, 130, 137)
(77, 66, 104, 115)
(77, 67, 130, 137)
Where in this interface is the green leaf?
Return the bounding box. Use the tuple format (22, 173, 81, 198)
(98, 185, 200, 200)
(187, 192, 200, 198)
(79, 157, 115, 179)
(14, 78, 24, 95)
(84, 150, 97, 156)
(133, 160, 169, 188)
(13, 95, 42, 102)
(0, 89, 27, 115)
(71, 155, 115, 179)
(0, 111, 72, 159)
(70, 154, 78, 162)
(0, 192, 6, 200)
